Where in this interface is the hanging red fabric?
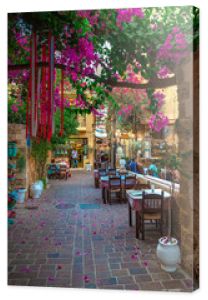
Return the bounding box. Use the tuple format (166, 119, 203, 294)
(26, 35, 32, 138)
(60, 68, 64, 136)
(41, 45, 47, 138)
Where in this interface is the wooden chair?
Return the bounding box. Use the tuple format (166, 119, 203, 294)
(124, 175, 137, 202)
(134, 181, 151, 190)
(136, 191, 164, 240)
(106, 176, 122, 205)
(59, 164, 68, 180)
(48, 164, 57, 179)
(107, 168, 116, 176)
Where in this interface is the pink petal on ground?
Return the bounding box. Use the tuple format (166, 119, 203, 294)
(143, 261, 148, 267)
(76, 251, 81, 256)
(57, 265, 62, 270)
(83, 275, 90, 283)
(20, 267, 31, 273)
(93, 231, 96, 235)
(48, 276, 55, 281)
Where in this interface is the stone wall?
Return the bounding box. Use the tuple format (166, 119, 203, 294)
(8, 124, 36, 199)
(8, 124, 27, 189)
(172, 49, 199, 287)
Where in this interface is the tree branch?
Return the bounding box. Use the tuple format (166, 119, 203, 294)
(8, 63, 176, 89)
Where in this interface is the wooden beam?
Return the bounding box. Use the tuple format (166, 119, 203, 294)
(8, 63, 176, 89)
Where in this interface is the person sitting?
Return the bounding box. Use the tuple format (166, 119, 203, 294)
(148, 163, 159, 177)
(136, 162, 144, 174)
(129, 158, 137, 173)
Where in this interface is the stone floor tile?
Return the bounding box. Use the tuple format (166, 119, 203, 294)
(161, 280, 186, 290)
(139, 281, 163, 290)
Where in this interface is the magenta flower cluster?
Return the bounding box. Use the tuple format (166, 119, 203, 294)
(148, 112, 169, 132)
(157, 26, 188, 64)
(117, 104, 134, 116)
(153, 91, 165, 109)
(59, 37, 99, 82)
(77, 10, 99, 26)
(157, 66, 171, 79)
(116, 8, 144, 28)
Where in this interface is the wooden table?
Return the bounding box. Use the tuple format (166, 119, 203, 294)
(126, 189, 171, 238)
(100, 174, 129, 204)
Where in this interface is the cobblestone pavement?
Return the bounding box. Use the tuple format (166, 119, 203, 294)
(8, 171, 194, 292)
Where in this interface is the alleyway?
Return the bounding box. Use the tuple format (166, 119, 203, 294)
(8, 171, 193, 291)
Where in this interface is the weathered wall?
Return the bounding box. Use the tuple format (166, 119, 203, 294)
(8, 124, 37, 199)
(172, 49, 199, 286)
(8, 124, 27, 189)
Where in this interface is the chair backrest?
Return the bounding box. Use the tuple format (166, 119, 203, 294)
(142, 191, 164, 213)
(101, 162, 107, 169)
(98, 168, 107, 177)
(50, 164, 57, 170)
(134, 181, 151, 190)
(125, 175, 137, 188)
(107, 168, 116, 176)
(109, 176, 121, 189)
(59, 164, 67, 170)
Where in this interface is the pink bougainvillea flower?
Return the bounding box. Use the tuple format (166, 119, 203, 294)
(116, 8, 144, 28)
(131, 254, 137, 260)
(48, 276, 55, 281)
(20, 267, 31, 273)
(83, 275, 90, 283)
(143, 261, 148, 267)
(76, 251, 81, 256)
(57, 265, 62, 270)
(11, 104, 18, 113)
(93, 231, 97, 235)
(157, 66, 170, 79)
(153, 91, 165, 108)
(148, 112, 169, 132)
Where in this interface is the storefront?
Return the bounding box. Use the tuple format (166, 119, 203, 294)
(69, 138, 88, 168)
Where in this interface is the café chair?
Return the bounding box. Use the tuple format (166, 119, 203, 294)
(106, 176, 122, 205)
(59, 164, 68, 180)
(48, 164, 57, 179)
(107, 168, 116, 176)
(123, 175, 137, 202)
(136, 191, 164, 240)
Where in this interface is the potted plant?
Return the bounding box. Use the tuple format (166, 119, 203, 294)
(156, 153, 181, 272)
(156, 191, 181, 272)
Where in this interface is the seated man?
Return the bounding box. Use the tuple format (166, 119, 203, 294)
(148, 163, 159, 177)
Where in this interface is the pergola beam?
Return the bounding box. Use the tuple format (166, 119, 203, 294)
(8, 63, 176, 90)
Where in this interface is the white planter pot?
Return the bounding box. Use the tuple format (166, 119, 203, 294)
(30, 183, 42, 199)
(17, 188, 27, 203)
(156, 237, 181, 272)
(36, 180, 44, 191)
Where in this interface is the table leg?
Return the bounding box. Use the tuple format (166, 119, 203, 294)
(136, 211, 140, 239)
(128, 202, 132, 227)
(102, 187, 106, 204)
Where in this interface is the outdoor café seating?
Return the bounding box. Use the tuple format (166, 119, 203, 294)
(127, 189, 167, 240)
(138, 191, 164, 240)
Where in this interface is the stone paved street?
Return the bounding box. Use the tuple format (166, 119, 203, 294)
(8, 171, 193, 291)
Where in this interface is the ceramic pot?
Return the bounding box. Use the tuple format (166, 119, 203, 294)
(17, 188, 27, 203)
(30, 183, 42, 199)
(156, 237, 181, 272)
